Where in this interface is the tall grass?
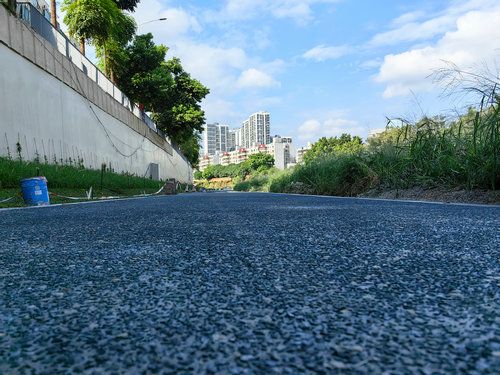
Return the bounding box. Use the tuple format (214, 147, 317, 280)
(387, 104, 499, 190)
(268, 154, 376, 196)
(239, 96, 499, 196)
(0, 157, 162, 191)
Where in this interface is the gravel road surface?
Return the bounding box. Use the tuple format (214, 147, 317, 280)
(1, 193, 499, 374)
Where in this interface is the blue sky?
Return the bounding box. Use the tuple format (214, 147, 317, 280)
(64, 0, 500, 149)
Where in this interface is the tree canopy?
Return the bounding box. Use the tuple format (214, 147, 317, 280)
(62, 0, 136, 71)
(200, 153, 274, 180)
(62, 0, 118, 52)
(303, 134, 363, 163)
(114, 34, 209, 165)
(247, 153, 274, 171)
(61, 7, 207, 167)
(114, 33, 169, 106)
(114, 0, 140, 11)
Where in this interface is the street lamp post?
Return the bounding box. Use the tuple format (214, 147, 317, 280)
(138, 18, 167, 27)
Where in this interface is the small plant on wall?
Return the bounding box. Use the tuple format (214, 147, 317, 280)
(16, 141, 22, 162)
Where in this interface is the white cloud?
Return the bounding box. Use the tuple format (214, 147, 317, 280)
(126, 1, 284, 100)
(298, 118, 363, 141)
(236, 69, 281, 89)
(369, 0, 495, 48)
(220, 0, 340, 24)
(133, 0, 201, 38)
(368, 15, 455, 48)
(376, 7, 500, 97)
(391, 10, 426, 27)
(298, 120, 321, 141)
(302, 45, 351, 62)
(201, 96, 242, 125)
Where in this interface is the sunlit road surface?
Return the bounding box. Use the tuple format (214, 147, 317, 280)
(1, 193, 499, 373)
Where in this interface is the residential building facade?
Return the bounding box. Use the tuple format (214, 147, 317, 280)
(228, 128, 242, 151)
(203, 123, 232, 156)
(216, 124, 229, 152)
(296, 142, 312, 164)
(197, 136, 295, 171)
(203, 123, 218, 156)
(242, 111, 270, 148)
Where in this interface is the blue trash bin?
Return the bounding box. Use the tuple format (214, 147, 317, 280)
(20, 177, 50, 206)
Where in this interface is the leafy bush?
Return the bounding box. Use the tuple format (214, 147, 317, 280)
(270, 154, 376, 196)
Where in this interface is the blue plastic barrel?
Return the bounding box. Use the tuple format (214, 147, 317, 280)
(20, 177, 50, 206)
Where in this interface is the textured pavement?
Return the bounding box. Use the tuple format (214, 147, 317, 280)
(0, 193, 499, 374)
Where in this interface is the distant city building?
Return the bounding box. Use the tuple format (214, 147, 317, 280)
(296, 142, 312, 164)
(199, 111, 277, 169)
(261, 136, 295, 170)
(216, 124, 230, 152)
(203, 123, 232, 155)
(203, 123, 218, 156)
(202, 122, 230, 155)
(242, 111, 270, 148)
(228, 128, 242, 151)
(197, 136, 295, 171)
(203, 111, 270, 155)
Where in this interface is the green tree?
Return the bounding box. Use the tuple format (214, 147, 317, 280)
(194, 170, 203, 180)
(62, 0, 135, 76)
(63, 0, 116, 54)
(202, 165, 215, 180)
(95, 11, 136, 83)
(247, 153, 274, 171)
(115, 34, 170, 109)
(151, 57, 209, 145)
(114, 0, 140, 11)
(303, 134, 363, 162)
(113, 34, 208, 165)
(178, 134, 201, 168)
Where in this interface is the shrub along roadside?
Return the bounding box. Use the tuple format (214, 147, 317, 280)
(235, 102, 499, 196)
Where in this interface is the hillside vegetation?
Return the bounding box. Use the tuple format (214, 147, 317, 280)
(233, 75, 499, 200)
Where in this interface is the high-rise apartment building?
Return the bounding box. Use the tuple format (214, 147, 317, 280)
(241, 111, 270, 148)
(203, 123, 231, 155)
(228, 128, 242, 151)
(203, 123, 218, 156)
(216, 124, 229, 152)
(197, 135, 295, 171)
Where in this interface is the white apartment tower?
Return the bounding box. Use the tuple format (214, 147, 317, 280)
(242, 111, 270, 148)
(203, 123, 231, 155)
(203, 123, 217, 156)
(216, 124, 229, 152)
(228, 128, 242, 151)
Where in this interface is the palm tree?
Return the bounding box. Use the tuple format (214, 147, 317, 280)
(50, 0, 57, 28)
(62, 0, 119, 56)
(6, 0, 16, 14)
(62, 0, 135, 81)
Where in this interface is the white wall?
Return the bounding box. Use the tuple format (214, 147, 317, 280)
(0, 6, 193, 183)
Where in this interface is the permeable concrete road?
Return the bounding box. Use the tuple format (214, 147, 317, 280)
(1, 193, 499, 374)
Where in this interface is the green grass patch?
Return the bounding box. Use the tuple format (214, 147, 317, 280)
(0, 157, 173, 208)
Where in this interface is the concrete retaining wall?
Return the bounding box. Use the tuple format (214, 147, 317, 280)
(0, 5, 193, 183)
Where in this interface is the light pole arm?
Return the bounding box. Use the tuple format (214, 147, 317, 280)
(138, 18, 167, 27)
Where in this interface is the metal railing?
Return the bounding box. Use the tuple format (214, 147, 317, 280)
(15, 1, 161, 136)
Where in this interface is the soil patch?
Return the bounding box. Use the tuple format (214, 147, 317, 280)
(360, 186, 500, 205)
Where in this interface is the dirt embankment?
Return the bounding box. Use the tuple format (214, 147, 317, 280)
(360, 187, 500, 205)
